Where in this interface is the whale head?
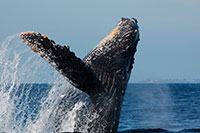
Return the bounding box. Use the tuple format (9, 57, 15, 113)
(84, 18, 140, 85)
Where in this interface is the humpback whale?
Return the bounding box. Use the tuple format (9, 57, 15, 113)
(20, 18, 140, 132)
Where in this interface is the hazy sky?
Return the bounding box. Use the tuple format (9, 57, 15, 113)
(0, 0, 200, 82)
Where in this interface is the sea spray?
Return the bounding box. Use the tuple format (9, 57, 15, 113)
(0, 34, 93, 132)
(119, 84, 175, 131)
(141, 84, 174, 129)
(0, 33, 21, 132)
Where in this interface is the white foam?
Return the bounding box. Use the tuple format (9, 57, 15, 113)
(0, 34, 89, 132)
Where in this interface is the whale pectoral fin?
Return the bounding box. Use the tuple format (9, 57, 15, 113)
(20, 31, 102, 95)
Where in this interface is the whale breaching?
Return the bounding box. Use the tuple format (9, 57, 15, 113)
(20, 18, 140, 132)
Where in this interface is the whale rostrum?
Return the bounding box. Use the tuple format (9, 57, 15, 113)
(20, 18, 140, 132)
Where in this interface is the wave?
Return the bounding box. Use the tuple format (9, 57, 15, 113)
(118, 128, 200, 133)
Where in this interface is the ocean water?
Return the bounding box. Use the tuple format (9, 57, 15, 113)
(0, 34, 200, 132)
(119, 83, 200, 132)
(0, 83, 200, 132)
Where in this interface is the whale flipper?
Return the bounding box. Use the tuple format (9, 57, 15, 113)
(20, 32, 103, 100)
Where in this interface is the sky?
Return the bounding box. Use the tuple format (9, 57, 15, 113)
(0, 0, 200, 83)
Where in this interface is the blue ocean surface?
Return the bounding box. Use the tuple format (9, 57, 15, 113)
(119, 83, 200, 133)
(1, 83, 200, 132)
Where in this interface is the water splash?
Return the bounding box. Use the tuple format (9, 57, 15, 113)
(0, 34, 93, 133)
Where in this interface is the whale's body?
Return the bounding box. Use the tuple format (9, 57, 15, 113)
(20, 18, 140, 132)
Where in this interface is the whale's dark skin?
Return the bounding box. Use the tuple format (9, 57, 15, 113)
(20, 18, 140, 132)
